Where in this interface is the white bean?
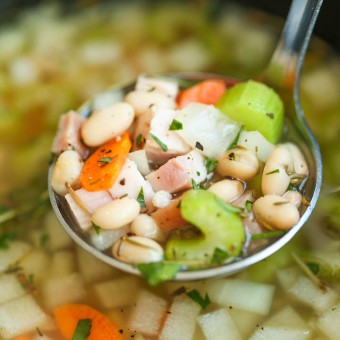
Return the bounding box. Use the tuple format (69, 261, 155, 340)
(92, 197, 140, 230)
(51, 150, 83, 196)
(283, 190, 303, 208)
(261, 146, 292, 196)
(81, 102, 135, 147)
(208, 179, 244, 203)
(112, 236, 164, 264)
(131, 214, 165, 241)
(281, 143, 308, 179)
(124, 90, 176, 117)
(216, 147, 259, 181)
(253, 194, 300, 230)
(152, 190, 172, 208)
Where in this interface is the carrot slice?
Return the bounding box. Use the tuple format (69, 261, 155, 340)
(177, 79, 227, 109)
(79, 131, 132, 191)
(53, 304, 123, 340)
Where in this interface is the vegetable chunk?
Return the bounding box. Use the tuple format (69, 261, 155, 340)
(218, 80, 284, 143)
(165, 190, 245, 262)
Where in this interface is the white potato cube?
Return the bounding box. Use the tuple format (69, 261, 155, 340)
(0, 294, 47, 339)
(206, 278, 275, 315)
(18, 250, 50, 282)
(276, 267, 300, 291)
(317, 304, 340, 339)
(128, 289, 167, 337)
(197, 308, 242, 340)
(237, 130, 275, 162)
(49, 250, 76, 277)
(0, 274, 26, 304)
(0, 241, 31, 273)
(76, 246, 120, 283)
(175, 103, 241, 159)
(44, 211, 73, 250)
(288, 275, 338, 313)
(93, 276, 140, 309)
(41, 272, 86, 309)
(160, 294, 200, 340)
(249, 305, 311, 340)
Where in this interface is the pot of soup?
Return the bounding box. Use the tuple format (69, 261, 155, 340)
(0, 1, 339, 339)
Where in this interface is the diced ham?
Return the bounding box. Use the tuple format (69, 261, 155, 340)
(52, 111, 89, 159)
(151, 197, 187, 234)
(135, 75, 179, 100)
(146, 150, 207, 194)
(133, 105, 191, 165)
(108, 158, 155, 211)
(65, 188, 113, 231)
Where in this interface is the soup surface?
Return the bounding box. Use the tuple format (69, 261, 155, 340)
(0, 1, 340, 339)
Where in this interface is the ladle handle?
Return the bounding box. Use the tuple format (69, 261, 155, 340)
(265, 0, 323, 89)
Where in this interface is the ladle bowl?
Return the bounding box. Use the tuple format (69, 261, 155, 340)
(48, 0, 323, 281)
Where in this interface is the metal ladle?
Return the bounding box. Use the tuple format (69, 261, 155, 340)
(48, 0, 323, 281)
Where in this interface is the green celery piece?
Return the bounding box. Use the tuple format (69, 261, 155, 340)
(165, 190, 245, 263)
(217, 80, 284, 143)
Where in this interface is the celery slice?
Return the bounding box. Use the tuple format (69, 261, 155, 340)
(218, 80, 284, 143)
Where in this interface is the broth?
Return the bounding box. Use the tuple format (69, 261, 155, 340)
(0, 1, 339, 339)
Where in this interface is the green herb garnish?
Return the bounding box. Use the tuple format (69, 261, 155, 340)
(186, 289, 211, 309)
(72, 319, 92, 340)
(137, 262, 181, 286)
(169, 119, 183, 131)
(137, 187, 146, 208)
(28, 274, 35, 285)
(191, 179, 204, 190)
(98, 157, 113, 163)
(39, 233, 49, 248)
(136, 133, 144, 147)
(227, 126, 243, 150)
(306, 262, 320, 275)
(266, 169, 280, 175)
(150, 133, 168, 152)
(245, 200, 253, 212)
(93, 223, 101, 235)
(211, 248, 229, 264)
(204, 158, 218, 174)
(0, 232, 16, 249)
(287, 183, 297, 191)
(251, 230, 286, 240)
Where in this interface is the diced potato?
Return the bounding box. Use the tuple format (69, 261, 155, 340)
(249, 305, 311, 340)
(159, 294, 200, 340)
(317, 304, 340, 339)
(288, 275, 338, 313)
(197, 308, 242, 340)
(0, 294, 47, 339)
(44, 210, 73, 250)
(237, 130, 275, 162)
(276, 267, 300, 291)
(18, 249, 50, 282)
(206, 278, 275, 315)
(93, 276, 140, 309)
(128, 289, 168, 337)
(41, 272, 86, 309)
(229, 307, 264, 338)
(0, 240, 31, 273)
(76, 246, 120, 284)
(49, 250, 76, 277)
(0, 274, 26, 304)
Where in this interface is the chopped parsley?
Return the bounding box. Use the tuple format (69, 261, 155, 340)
(150, 133, 168, 152)
(287, 183, 298, 191)
(251, 230, 286, 240)
(266, 169, 280, 175)
(266, 113, 275, 119)
(137, 187, 146, 208)
(204, 158, 218, 174)
(195, 141, 204, 151)
(137, 262, 181, 286)
(93, 223, 101, 235)
(186, 289, 211, 309)
(98, 157, 113, 163)
(191, 179, 204, 190)
(0, 232, 16, 250)
(136, 133, 144, 147)
(39, 233, 49, 248)
(306, 262, 320, 275)
(169, 119, 183, 131)
(227, 126, 243, 150)
(245, 200, 253, 212)
(72, 319, 92, 340)
(211, 248, 229, 264)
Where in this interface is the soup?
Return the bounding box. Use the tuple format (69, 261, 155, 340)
(0, 1, 339, 339)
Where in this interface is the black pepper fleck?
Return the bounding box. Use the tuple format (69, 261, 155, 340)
(120, 178, 126, 186)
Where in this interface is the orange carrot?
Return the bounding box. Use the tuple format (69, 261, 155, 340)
(177, 79, 227, 109)
(53, 304, 123, 340)
(79, 131, 132, 191)
(14, 335, 32, 340)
